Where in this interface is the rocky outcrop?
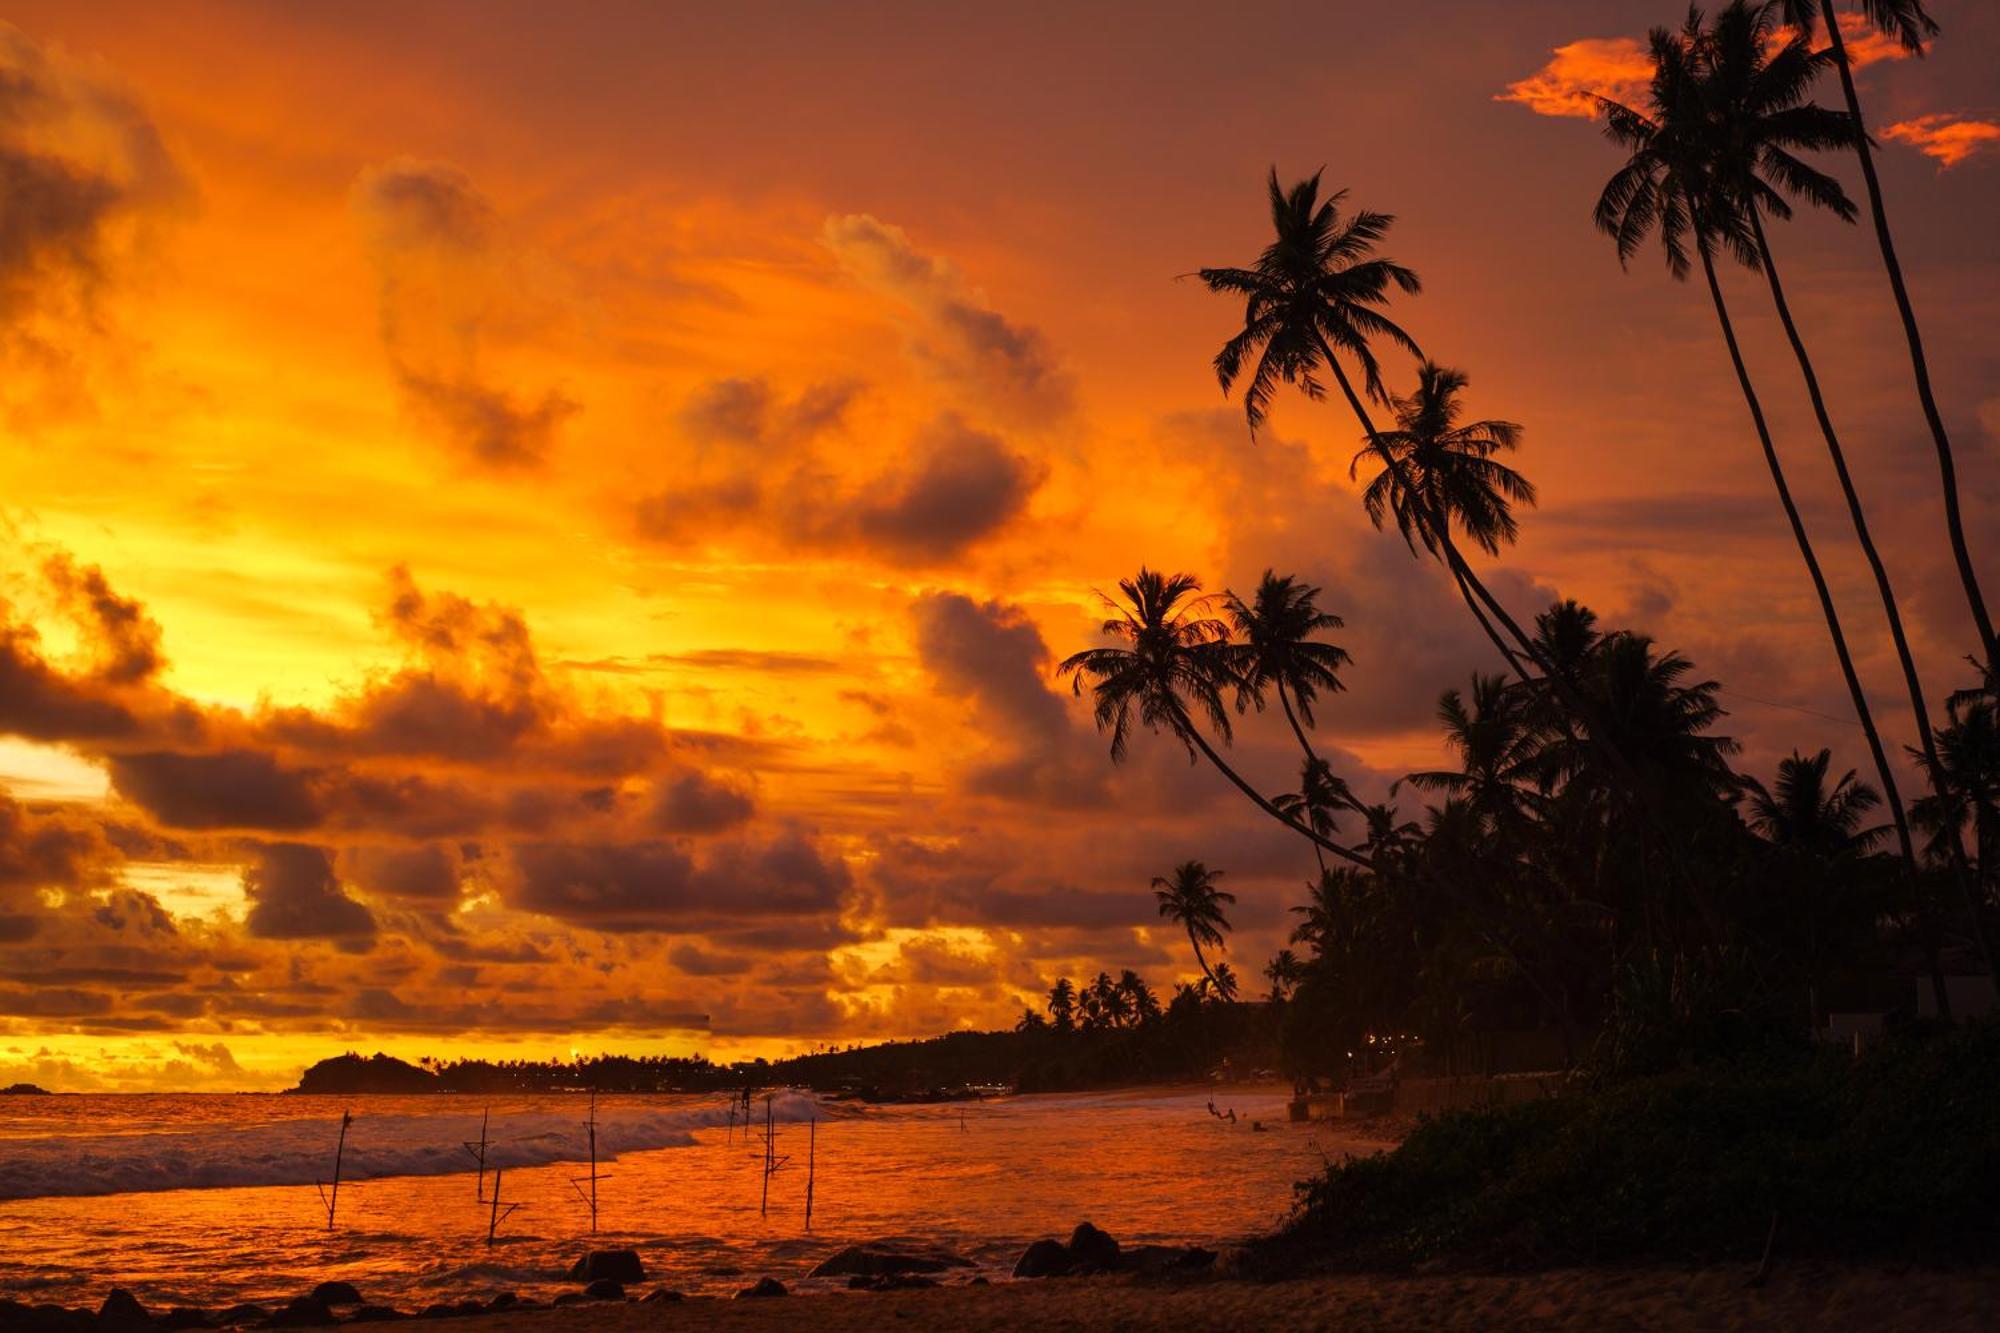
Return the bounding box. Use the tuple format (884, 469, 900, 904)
(264, 1296, 334, 1329)
(808, 1243, 973, 1279)
(565, 1250, 644, 1284)
(733, 1279, 787, 1299)
(1010, 1239, 1071, 1278)
(305, 1285, 359, 1310)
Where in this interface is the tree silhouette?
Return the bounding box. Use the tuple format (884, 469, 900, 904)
(1776, 0, 1993, 669)
(1153, 860, 1237, 998)
(1059, 567, 1368, 866)
(1592, 8, 1944, 994)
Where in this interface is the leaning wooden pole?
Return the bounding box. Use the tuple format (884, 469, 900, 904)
(804, 1117, 816, 1232)
(316, 1109, 352, 1231)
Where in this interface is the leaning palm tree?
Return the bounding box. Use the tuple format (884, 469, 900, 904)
(1059, 567, 1368, 867)
(1592, 13, 1930, 944)
(1692, 0, 1990, 974)
(1153, 860, 1237, 997)
(1352, 363, 1538, 677)
(1777, 0, 1992, 668)
(1198, 175, 1541, 678)
(1222, 571, 1352, 761)
(1264, 948, 1304, 1003)
(1275, 755, 1358, 875)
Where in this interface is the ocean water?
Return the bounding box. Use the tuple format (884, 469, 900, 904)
(0, 1085, 1373, 1307)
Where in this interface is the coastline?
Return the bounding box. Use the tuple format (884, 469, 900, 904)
(413, 1265, 1999, 1332)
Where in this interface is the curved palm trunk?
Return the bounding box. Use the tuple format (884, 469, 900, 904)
(1185, 927, 1229, 1000)
(1821, 3, 1996, 670)
(1275, 681, 1331, 876)
(1749, 206, 1996, 978)
(1452, 564, 1531, 679)
(1695, 240, 1950, 1017)
(1310, 331, 1724, 942)
(1179, 719, 1374, 870)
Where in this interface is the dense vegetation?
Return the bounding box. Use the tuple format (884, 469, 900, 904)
(1260, 1018, 2000, 1269)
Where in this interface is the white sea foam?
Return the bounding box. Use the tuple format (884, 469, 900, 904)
(0, 1091, 824, 1200)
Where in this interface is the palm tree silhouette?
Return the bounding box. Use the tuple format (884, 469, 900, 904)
(1275, 755, 1357, 875)
(1776, 0, 1992, 669)
(1691, 1, 1991, 975)
(1352, 363, 1537, 677)
(1222, 571, 1352, 763)
(1404, 672, 1541, 835)
(1153, 860, 1237, 998)
(1046, 976, 1076, 1032)
(1198, 174, 1536, 675)
(1264, 948, 1304, 1002)
(1592, 12, 1934, 967)
(1059, 567, 1369, 867)
(1744, 748, 1884, 857)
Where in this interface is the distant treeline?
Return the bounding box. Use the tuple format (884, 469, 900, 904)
(291, 987, 1272, 1098)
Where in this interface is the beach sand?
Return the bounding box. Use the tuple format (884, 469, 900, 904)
(451, 1263, 1997, 1331)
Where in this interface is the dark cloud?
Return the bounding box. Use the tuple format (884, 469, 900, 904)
(396, 371, 578, 470)
(855, 418, 1038, 563)
(677, 375, 860, 447)
(241, 842, 377, 942)
(108, 750, 322, 831)
(821, 214, 1073, 424)
(0, 24, 185, 369)
(344, 843, 462, 902)
(506, 828, 850, 929)
(910, 590, 1105, 804)
(0, 794, 119, 940)
(649, 767, 755, 834)
(633, 414, 1038, 565)
(668, 940, 753, 976)
(353, 158, 576, 471)
(0, 613, 142, 743)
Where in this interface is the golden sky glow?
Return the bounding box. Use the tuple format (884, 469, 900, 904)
(2, 1, 1996, 1089)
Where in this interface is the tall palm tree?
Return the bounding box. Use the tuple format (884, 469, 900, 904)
(1275, 755, 1357, 875)
(1352, 363, 1538, 677)
(1118, 969, 1162, 1024)
(1693, 0, 1991, 975)
(1744, 748, 1884, 857)
(1776, 0, 1992, 668)
(1153, 860, 1237, 997)
(1404, 672, 1541, 834)
(1059, 567, 1369, 868)
(1592, 16, 1935, 978)
(1264, 948, 1304, 1002)
(1198, 177, 1545, 679)
(1046, 976, 1076, 1032)
(1914, 698, 1999, 891)
(1222, 571, 1352, 762)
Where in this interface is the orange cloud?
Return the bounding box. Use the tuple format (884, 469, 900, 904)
(1882, 114, 2000, 169)
(1499, 17, 1910, 120)
(1497, 37, 1652, 118)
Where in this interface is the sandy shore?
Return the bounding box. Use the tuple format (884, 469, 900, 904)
(443, 1264, 1997, 1331)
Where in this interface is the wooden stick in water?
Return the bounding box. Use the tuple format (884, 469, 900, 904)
(314, 1109, 352, 1231)
(462, 1106, 491, 1203)
(804, 1117, 816, 1232)
(486, 1166, 523, 1245)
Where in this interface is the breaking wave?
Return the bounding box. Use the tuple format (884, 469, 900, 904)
(0, 1091, 825, 1201)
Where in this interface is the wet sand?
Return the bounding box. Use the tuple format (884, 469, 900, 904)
(453, 1263, 1998, 1331)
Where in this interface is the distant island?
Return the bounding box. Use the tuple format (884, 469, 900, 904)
(1, 1082, 52, 1095)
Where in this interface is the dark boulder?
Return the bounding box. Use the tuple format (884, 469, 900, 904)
(158, 1311, 212, 1331)
(213, 1308, 267, 1328)
(482, 1295, 516, 1313)
(564, 1250, 643, 1284)
(548, 1296, 583, 1310)
(1011, 1239, 1070, 1279)
(304, 1287, 358, 1311)
(1067, 1222, 1119, 1270)
(7, 1304, 90, 1333)
(344, 1309, 402, 1324)
(848, 1275, 936, 1292)
(412, 1308, 456, 1322)
(1119, 1244, 1217, 1274)
(733, 1279, 786, 1300)
(263, 1297, 333, 1330)
(580, 1282, 623, 1303)
(808, 1244, 972, 1279)
(97, 1291, 150, 1329)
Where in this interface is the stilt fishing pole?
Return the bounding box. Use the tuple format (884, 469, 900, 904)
(568, 1089, 608, 1232)
(803, 1117, 816, 1232)
(314, 1109, 352, 1231)
(462, 1106, 492, 1202)
(486, 1166, 524, 1245)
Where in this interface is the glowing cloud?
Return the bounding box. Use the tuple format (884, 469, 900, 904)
(1499, 16, 1911, 120)
(1882, 114, 2000, 169)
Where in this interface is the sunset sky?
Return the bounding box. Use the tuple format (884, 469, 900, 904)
(2, 0, 1996, 1090)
